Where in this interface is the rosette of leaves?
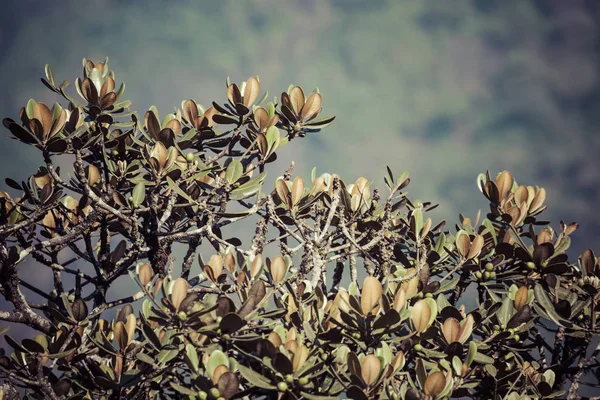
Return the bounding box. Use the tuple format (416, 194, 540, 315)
(2, 99, 68, 152)
(278, 85, 335, 135)
(75, 58, 125, 111)
(209, 76, 266, 121)
(330, 276, 404, 349)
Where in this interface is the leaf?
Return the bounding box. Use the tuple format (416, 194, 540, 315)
(497, 297, 513, 328)
(171, 278, 189, 312)
(243, 77, 261, 107)
(142, 325, 161, 350)
(300, 392, 340, 400)
(136, 352, 155, 365)
(361, 354, 381, 385)
(411, 300, 432, 333)
(225, 159, 243, 184)
(131, 182, 145, 207)
(533, 284, 573, 328)
(169, 382, 197, 396)
(237, 364, 276, 390)
(166, 176, 194, 203)
(276, 179, 291, 209)
(473, 352, 495, 364)
(206, 350, 229, 379)
(218, 371, 240, 399)
(185, 343, 198, 372)
(361, 276, 382, 315)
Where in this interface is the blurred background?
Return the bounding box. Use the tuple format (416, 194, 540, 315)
(1, 0, 600, 307)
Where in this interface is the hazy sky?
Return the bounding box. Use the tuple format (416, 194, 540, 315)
(2, 0, 600, 255)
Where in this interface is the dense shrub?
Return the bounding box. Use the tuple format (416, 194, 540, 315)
(0, 58, 599, 399)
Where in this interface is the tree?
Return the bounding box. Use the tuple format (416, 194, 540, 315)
(0, 58, 598, 400)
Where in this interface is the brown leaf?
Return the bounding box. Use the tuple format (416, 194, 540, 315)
(243, 77, 260, 107)
(49, 109, 67, 139)
(411, 300, 431, 333)
(125, 314, 136, 346)
(33, 102, 53, 137)
(391, 352, 405, 373)
(270, 256, 286, 284)
(442, 317, 460, 343)
(291, 176, 304, 207)
(347, 352, 361, 377)
(212, 364, 229, 385)
(392, 288, 407, 312)
(250, 254, 263, 279)
(467, 235, 484, 260)
(171, 278, 189, 312)
(361, 354, 381, 386)
(138, 263, 153, 286)
(218, 371, 240, 399)
(227, 83, 242, 106)
(80, 78, 98, 105)
(100, 76, 115, 97)
(400, 269, 419, 299)
(529, 187, 546, 213)
(256, 133, 268, 156)
(496, 170, 513, 202)
(183, 100, 199, 125)
(113, 321, 128, 350)
(276, 179, 291, 209)
(514, 286, 529, 311)
(145, 111, 161, 140)
(301, 92, 322, 120)
(238, 280, 266, 318)
(514, 185, 528, 207)
(224, 253, 236, 274)
(456, 234, 470, 258)
(292, 345, 309, 372)
(208, 254, 224, 280)
(267, 331, 282, 348)
(85, 165, 100, 186)
(424, 371, 446, 397)
(254, 107, 269, 130)
(361, 276, 382, 315)
(289, 86, 305, 115)
(458, 314, 474, 344)
(165, 119, 181, 136)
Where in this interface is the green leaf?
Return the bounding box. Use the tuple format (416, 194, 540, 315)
(473, 352, 495, 364)
(466, 342, 477, 367)
(26, 99, 36, 119)
(225, 159, 243, 184)
(266, 126, 280, 154)
(157, 348, 179, 364)
(185, 343, 199, 373)
(482, 219, 497, 245)
(167, 176, 194, 203)
(136, 352, 155, 365)
(533, 285, 573, 328)
(237, 364, 276, 390)
(45, 64, 55, 85)
(412, 208, 423, 237)
(132, 182, 145, 207)
(207, 350, 229, 378)
(300, 392, 339, 400)
(396, 171, 409, 190)
(169, 382, 197, 396)
(230, 172, 267, 200)
(437, 277, 459, 293)
(497, 297, 513, 329)
(452, 356, 462, 376)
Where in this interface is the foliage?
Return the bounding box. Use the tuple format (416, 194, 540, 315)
(0, 58, 599, 400)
